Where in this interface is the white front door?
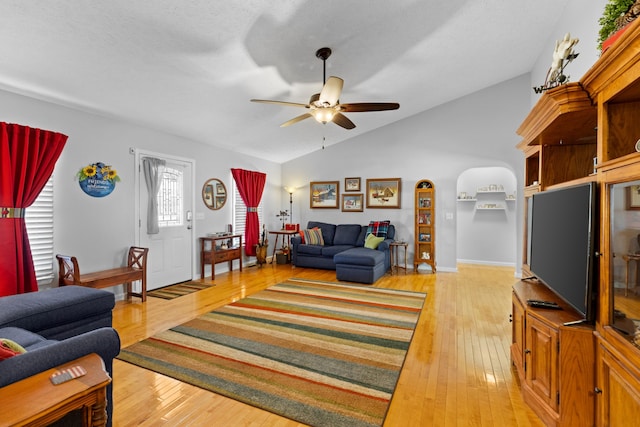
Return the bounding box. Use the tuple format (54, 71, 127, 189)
(137, 153, 194, 290)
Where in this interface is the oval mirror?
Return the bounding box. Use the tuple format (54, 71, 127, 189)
(202, 178, 227, 210)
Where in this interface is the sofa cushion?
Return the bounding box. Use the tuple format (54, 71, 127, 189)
(333, 224, 362, 246)
(296, 244, 324, 256)
(367, 220, 391, 238)
(307, 221, 336, 246)
(334, 247, 385, 266)
(356, 226, 368, 247)
(301, 228, 324, 246)
(0, 327, 55, 351)
(364, 233, 385, 249)
(321, 245, 355, 258)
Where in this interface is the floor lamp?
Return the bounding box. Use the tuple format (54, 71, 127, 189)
(285, 186, 295, 224)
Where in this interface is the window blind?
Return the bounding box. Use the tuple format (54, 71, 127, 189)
(25, 176, 54, 284)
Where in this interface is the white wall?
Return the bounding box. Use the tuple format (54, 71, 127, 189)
(0, 89, 282, 294)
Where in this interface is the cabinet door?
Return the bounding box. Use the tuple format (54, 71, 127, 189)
(511, 293, 526, 379)
(597, 341, 640, 427)
(526, 314, 559, 411)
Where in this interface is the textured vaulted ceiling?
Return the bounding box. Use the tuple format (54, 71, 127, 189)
(0, 0, 569, 163)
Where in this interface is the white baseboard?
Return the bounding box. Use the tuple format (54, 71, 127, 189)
(456, 259, 516, 268)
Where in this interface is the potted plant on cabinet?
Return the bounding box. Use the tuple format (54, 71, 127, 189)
(599, 0, 639, 51)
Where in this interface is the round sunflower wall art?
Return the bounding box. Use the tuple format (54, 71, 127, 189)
(76, 162, 121, 197)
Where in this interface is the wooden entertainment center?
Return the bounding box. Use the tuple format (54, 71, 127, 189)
(514, 18, 640, 427)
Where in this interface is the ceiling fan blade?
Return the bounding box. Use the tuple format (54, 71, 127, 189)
(319, 76, 343, 106)
(340, 102, 400, 112)
(332, 112, 356, 130)
(251, 99, 309, 108)
(281, 113, 313, 127)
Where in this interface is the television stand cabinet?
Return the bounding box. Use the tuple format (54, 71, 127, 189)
(511, 280, 595, 427)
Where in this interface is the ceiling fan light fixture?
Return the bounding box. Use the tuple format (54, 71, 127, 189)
(312, 107, 336, 124)
(251, 47, 399, 130)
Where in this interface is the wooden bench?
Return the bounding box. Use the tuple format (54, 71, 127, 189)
(56, 246, 149, 302)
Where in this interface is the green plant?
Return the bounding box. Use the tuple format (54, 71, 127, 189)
(598, 0, 635, 49)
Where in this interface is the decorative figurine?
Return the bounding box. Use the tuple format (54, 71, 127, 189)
(533, 33, 579, 93)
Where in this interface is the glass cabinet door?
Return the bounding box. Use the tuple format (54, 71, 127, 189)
(610, 180, 640, 345)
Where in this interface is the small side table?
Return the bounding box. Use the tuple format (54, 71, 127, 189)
(0, 353, 111, 426)
(390, 241, 408, 274)
(268, 230, 299, 263)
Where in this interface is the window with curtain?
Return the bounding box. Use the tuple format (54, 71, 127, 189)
(157, 166, 183, 227)
(25, 176, 54, 284)
(232, 179, 264, 247)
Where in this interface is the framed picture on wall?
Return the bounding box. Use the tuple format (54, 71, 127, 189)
(341, 193, 363, 212)
(310, 181, 339, 208)
(366, 178, 401, 208)
(344, 177, 361, 192)
(626, 185, 640, 210)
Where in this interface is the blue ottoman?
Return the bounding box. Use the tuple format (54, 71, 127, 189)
(334, 247, 387, 284)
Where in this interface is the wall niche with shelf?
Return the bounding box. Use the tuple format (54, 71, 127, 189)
(456, 167, 518, 265)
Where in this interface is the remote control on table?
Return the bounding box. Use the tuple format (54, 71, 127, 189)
(526, 299, 562, 309)
(50, 365, 87, 385)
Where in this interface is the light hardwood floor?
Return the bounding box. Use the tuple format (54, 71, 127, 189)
(112, 263, 544, 426)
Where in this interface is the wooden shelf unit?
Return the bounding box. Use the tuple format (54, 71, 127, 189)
(515, 17, 640, 427)
(414, 180, 436, 272)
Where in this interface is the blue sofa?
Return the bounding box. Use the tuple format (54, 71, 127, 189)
(291, 221, 395, 283)
(0, 286, 120, 426)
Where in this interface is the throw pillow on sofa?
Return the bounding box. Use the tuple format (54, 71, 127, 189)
(364, 233, 385, 249)
(367, 220, 391, 237)
(301, 228, 324, 246)
(0, 338, 27, 360)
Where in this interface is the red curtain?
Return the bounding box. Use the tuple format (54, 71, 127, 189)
(231, 168, 266, 257)
(0, 122, 67, 296)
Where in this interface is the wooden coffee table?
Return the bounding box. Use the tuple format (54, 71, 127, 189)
(0, 353, 111, 426)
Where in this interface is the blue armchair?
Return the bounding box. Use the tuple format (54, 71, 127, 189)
(0, 285, 120, 426)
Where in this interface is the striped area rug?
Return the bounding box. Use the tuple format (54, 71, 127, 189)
(147, 281, 213, 300)
(118, 278, 426, 427)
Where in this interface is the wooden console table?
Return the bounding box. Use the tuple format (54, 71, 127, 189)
(0, 353, 111, 427)
(200, 234, 242, 279)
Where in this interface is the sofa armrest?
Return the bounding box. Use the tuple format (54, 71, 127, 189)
(0, 327, 120, 388)
(0, 286, 115, 340)
(377, 239, 394, 252)
(291, 235, 302, 246)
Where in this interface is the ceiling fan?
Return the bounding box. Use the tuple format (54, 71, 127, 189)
(251, 47, 400, 130)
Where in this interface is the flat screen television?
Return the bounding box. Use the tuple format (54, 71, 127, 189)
(529, 182, 598, 323)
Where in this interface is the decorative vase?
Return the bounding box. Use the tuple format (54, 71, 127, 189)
(602, 23, 632, 52)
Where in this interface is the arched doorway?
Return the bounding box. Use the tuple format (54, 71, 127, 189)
(456, 166, 517, 266)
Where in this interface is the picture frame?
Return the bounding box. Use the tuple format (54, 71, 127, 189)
(626, 185, 640, 210)
(366, 178, 401, 208)
(341, 193, 363, 212)
(419, 233, 431, 243)
(344, 177, 361, 192)
(310, 181, 339, 209)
